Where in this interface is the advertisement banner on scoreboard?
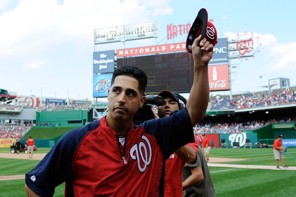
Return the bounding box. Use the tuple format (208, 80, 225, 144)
(116, 38, 228, 62)
(93, 73, 112, 98)
(208, 64, 230, 91)
(93, 50, 115, 74)
(116, 43, 186, 57)
(209, 38, 228, 65)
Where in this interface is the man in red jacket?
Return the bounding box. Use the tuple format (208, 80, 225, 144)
(25, 35, 213, 197)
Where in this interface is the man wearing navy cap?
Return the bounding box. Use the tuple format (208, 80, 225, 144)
(158, 91, 215, 197)
(157, 91, 199, 197)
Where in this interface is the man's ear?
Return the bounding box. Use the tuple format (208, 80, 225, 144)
(140, 95, 146, 108)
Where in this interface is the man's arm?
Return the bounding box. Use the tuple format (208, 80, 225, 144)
(25, 184, 41, 197)
(206, 138, 209, 148)
(175, 145, 197, 163)
(183, 166, 204, 190)
(186, 36, 213, 125)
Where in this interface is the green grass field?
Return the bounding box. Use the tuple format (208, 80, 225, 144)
(0, 147, 295, 197)
(210, 148, 296, 197)
(210, 147, 296, 166)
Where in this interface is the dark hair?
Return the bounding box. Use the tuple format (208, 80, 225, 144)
(111, 66, 147, 94)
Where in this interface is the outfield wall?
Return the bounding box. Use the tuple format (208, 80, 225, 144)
(36, 110, 89, 127)
(207, 124, 296, 148)
(21, 126, 78, 147)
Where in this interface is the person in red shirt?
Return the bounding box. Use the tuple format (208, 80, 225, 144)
(26, 136, 35, 158)
(202, 134, 210, 162)
(157, 91, 199, 197)
(25, 35, 213, 197)
(273, 135, 288, 169)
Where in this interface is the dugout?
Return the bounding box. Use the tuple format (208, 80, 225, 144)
(253, 122, 296, 146)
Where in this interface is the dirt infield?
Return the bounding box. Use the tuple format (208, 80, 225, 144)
(207, 157, 246, 163)
(208, 163, 296, 171)
(0, 175, 25, 181)
(0, 152, 46, 160)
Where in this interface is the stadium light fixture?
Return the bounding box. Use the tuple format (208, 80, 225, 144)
(94, 22, 158, 45)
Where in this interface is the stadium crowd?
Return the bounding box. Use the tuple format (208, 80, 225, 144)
(1, 88, 296, 112)
(1, 89, 295, 138)
(209, 89, 296, 110)
(1, 118, 294, 139)
(195, 118, 295, 134)
(0, 125, 31, 139)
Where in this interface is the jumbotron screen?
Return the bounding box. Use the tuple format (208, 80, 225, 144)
(116, 52, 194, 94)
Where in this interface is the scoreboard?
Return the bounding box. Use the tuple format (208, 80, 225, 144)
(93, 38, 230, 97)
(117, 52, 194, 94)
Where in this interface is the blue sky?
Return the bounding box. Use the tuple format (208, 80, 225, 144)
(0, 0, 295, 100)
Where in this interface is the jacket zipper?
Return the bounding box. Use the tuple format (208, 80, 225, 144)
(117, 135, 127, 165)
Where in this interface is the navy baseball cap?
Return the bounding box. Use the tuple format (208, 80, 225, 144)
(186, 8, 218, 53)
(158, 91, 179, 103)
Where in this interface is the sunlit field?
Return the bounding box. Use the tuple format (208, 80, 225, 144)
(0, 147, 295, 197)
